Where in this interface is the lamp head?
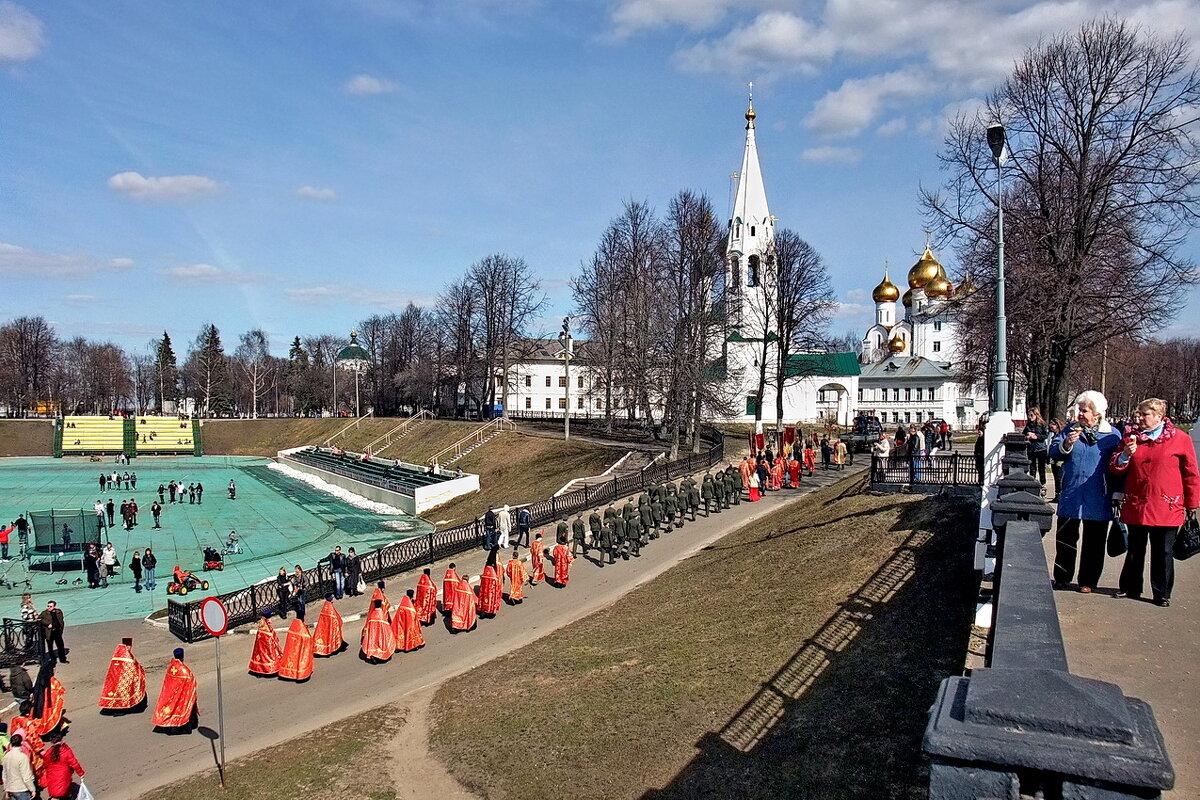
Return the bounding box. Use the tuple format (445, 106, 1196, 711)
(986, 124, 1007, 165)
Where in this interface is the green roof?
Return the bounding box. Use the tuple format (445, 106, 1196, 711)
(784, 352, 861, 378)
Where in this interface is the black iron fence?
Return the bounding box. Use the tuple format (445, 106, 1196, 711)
(168, 423, 725, 642)
(870, 452, 982, 487)
(0, 619, 44, 667)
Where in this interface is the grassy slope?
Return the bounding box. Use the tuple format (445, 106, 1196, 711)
(0, 419, 54, 456)
(429, 474, 978, 800)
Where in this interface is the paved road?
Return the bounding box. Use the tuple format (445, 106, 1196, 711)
(37, 466, 860, 798)
(1044, 426, 1199, 798)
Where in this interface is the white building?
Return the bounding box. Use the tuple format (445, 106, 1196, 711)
(856, 252, 1024, 429)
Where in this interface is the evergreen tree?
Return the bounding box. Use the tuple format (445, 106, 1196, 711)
(154, 331, 179, 413)
(186, 323, 232, 417)
(286, 336, 313, 415)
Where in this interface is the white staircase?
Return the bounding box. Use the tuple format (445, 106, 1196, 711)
(431, 418, 516, 466)
(322, 410, 374, 448)
(365, 409, 433, 455)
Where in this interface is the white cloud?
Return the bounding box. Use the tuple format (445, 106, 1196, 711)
(65, 294, 96, 304)
(159, 264, 263, 284)
(675, 11, 834, 75)
(344, 74, 396, 95)
(0, 2, 43, 62)
(831, 300, 873, 327)
(807, 68, 928, 138)
(876, 117, 907, 137)
(0, 242, 134, 280)
(611, 0, 736, 36)
(107, 171, 221, 201)
(285, 284, 427, 308)
(844, 288, 869, 303)
(296, 185, 337, 201)
(801, 145, 862, 164)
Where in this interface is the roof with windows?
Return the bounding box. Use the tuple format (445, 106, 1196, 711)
(858, 356, 955, 379)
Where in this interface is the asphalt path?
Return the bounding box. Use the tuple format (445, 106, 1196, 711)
(42, 465, 861, 798)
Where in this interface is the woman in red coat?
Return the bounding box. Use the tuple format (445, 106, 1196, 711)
(1109, 398, 1200, 607)
(41, 738, 85, 800)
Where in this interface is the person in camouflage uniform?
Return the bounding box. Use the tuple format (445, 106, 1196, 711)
(571, 515, 588, 557)
(650, 495, 665, 537)
(664, 486, 680, 528)
(701, 473, 715, 516)
(598, 513, 615, 565)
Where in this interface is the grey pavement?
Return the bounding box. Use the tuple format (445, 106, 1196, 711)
(28, 464, 861, 798)
(1042, 426, 1199, 798)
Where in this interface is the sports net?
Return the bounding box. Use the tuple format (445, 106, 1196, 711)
(27, 509, 104, 556)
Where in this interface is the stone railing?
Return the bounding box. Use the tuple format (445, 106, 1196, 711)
(922, 433, 1175, 799)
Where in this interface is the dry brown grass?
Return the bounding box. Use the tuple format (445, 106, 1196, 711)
(0, 419, 54, 456)
(429, 475, 979, 800)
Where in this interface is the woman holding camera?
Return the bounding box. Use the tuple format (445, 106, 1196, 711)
(1049, 390, 1122, 593)
(1109, 398, 1199, 607)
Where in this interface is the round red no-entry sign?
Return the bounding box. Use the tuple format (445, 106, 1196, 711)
(200, 597, 229, 637)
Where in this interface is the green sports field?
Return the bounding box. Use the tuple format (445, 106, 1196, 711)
(0, 456, 431, 626)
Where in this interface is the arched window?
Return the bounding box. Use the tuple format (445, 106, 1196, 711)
(747, 255, 759, 287)
(730, 255, 741, 290)
(750, 225, 756, 237)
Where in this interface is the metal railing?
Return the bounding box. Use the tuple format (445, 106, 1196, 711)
(870, 452, 981, 487)
(365, 409, 432, 455)
(167, 424, 725, 642)
(429, 417, 516, 465)
(321, 410, 374, 447)
(0, 619, 45, 667)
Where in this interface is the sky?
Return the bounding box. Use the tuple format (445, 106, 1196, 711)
(2, 0, 1199, 356)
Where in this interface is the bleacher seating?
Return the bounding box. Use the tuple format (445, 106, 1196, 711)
(134, 416, 194, 453)
(60, 416, 124, 454)
(290, 447, 450, 492)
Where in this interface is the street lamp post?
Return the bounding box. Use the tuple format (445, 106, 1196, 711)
(559, 317, 572, 441)
(987, 123, 1010, 413)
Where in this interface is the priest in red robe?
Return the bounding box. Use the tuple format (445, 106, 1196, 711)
(152, 648, 198, 733)
(369, 580, 391, 621)
(478, 565, 502, 616)
(393, 590, 425, 652)
(450, 575, 477, 633)
(529, 535, 545, 584)
(360, 599, 395, 663)
(248, 612, 283, 676)
(441, 563, 460, 614)
(99, 637, 147, 713)
(414, 568, 438, 624)
(550, 540, 574, 587)
(313, 594, 345, 657)
(278, 618, 314, 681)
(505, 547, 528, 603)
(789, 456, 802, 488)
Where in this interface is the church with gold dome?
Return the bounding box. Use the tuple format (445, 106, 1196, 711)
(856, 247, 1020, 429)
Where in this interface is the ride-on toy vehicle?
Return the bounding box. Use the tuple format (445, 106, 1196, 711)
(221, 531, 242, 555)
(166, 565, 210, 595)
(202, 547, 224, 571)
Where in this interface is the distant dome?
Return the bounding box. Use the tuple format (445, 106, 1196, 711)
(902, 289, 914, 308)
(336, 331, 370, 364)
(872, 273, 900, 303)
(908, 248, 942, 289)
(926, 274, 953, 298)
(888, 334, 906, 353)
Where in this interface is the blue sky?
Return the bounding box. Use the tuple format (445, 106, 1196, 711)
(2, 0, 1198, 355)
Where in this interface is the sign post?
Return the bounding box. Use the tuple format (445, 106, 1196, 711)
(199, 597, 229, 787)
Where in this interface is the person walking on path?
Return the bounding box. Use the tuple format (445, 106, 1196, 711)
(40, 600, 68, 664)
(130, 551, 143, 592)
(42, 735, 86, 800)
(158, 483, 166, 503)
(195, 482, 203, 503)
(1025, 407, 1051, 491)
(101, 542, 117, 582)
(142, 547, 157, 591)
(1049, 390, 1121, 593)
(496, 505, 512, 550)
(0, 523, 10, 560)
(2, 733, 37, 800)
(483, 506, 498, 550)
(505, 547, 528, 603)
(151, 500, 162, 529)
(516, 506, 532, 547)
(1109, 398, 1200, 607)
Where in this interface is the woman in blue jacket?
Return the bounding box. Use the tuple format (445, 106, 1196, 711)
(1049, 390, 1122, 592)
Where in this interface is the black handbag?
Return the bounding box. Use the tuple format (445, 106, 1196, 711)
(1174, 514, 1200, 561)
(1107, 521, 1128, 558)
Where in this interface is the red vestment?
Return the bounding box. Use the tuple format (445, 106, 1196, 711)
(279, 619, 314, 681)
(478, 566, 502, 615)
(313, 600, 345, 657)
(739, 460, 753, 488)
(551, 543, 574, 586)
(393, 596, 425, 652)
(414, 573, 438, 624)
(450, 578, 477, 631)
(789, 459, 802, 487)
(36, 676, 66, 733)
(772, 461, 784, 490)
(10, 714, 44, 778)
(804, 447, 816, 472)
(360, 603, 396, 662)
(369, 586, 391, 621)
(505, 558, 528, 601)
(99, 642, 147, 709)
(152, 657, 198, 729)
(248, 618, 283, 675)
(441, 568, 460, 612)
(530, 541, 545, 583)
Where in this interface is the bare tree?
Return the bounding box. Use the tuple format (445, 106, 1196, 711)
(769, 229, 836, 424)
(924, 18, 1200, 417)
(233, 329, 275, 419)
(0, 316, 56, 416)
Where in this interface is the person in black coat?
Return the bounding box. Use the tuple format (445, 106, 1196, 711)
(345, 547, 362, 597)
(275, 567, 291, 619)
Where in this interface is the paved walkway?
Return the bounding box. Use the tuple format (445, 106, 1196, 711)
(1042, 427, 1199, 798)
(24, 465, 859, 798)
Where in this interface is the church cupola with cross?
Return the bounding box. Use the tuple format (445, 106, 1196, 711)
(725, 84, 775, 335)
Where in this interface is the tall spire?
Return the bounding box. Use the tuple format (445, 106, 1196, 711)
(728, 83, 772, 259)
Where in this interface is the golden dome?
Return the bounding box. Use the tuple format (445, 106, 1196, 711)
(908, 248, 942, 289)
(745, 106, 756, 122)
(902, 288, 913, 307)
(872, 272, 900, 303)
(888, 334, 906, 353)
(926, 274, 953, 298)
